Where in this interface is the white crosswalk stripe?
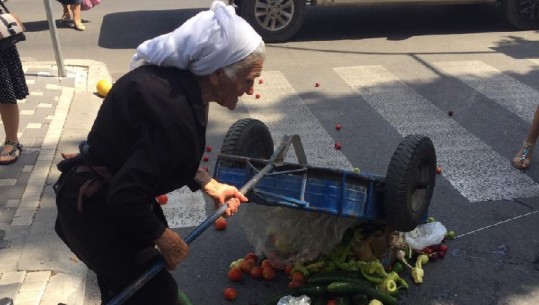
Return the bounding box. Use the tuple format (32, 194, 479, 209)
(432, 60, 537, 123)
(241, 71, 352, 169)
(164, 60, 539, 227)
(334, 64, 539, 202)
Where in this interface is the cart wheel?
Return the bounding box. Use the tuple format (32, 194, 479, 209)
(220, 118, 274, 159)
(384, 134, 436, 232)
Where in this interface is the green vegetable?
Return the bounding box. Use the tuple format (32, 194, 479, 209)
(412, 254, 429, 284)
(351, 294, 369, 305)
(391, 261, 403, 274)
(368, 300, 383, 305)
(377, 279, 397, 296)
(326, 282, 397, 305)
(307, 271, 372, 286)
(336, 296, 352, 305)
(178, 289, 193, 305)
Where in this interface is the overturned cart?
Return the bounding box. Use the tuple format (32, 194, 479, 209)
(214, 119, 437, 242)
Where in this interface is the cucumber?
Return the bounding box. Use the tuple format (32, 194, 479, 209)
(336, 296, 352, 305)
(351, 294, 369, 305)
(308, 274, 373, 286)
(262, 284, 328, 305)
(327, 282, 397, 305)
(178, 289, 193, 305)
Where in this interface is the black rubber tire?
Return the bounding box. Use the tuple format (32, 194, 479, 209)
(239, 0, 306, 43)
(384, 135, 437, 232)
(504, 0, 539, 30)
(220, 118, 274, 159)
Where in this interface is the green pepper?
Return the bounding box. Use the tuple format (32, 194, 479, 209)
(377, 279, 397, 296)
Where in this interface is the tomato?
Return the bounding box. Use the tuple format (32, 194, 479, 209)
(439, 244, 449, 252)
(227, 267, 242, 282)
(288, 280, 302, 289)
(224, 287, 237, 301)
(436, 166, 443, 174)
(290, 271, 305, 284)
(327, 300, 337, 305)
(262, 266, 276, 280)
(240, 259, 254, 273)
(244, 252, 258, 263)
(214, 217, 227, 231)
(155, 194, 168, 205)
(250, 266, 262, 279)
(284, 264, 293, 276)
(260, 259, 272, 269)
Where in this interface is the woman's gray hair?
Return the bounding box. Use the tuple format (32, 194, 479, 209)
(222, 41, 266, 79)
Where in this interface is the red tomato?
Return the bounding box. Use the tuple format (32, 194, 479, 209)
(155, 194, 168, 205)
(436, 166, 443, 174)
(227, 267, 242, 282)
(327, 300, 337, 305)
(260, 259, 272, 269)
(284, 264, 293, 276)
(250, 266, 262, 279)
(240, 260, 254, 274)
(214, 217, 227, 231)
(206, 145, 212, 152)
(203, 155, 209, 162)
(288, 280, 302, 289)
(244, 252, 258, 263)
(290, 271, 305, 284)
(262, 266, 276, 280)
(224, 287, 237, 301)
(439, 244, 449, 252)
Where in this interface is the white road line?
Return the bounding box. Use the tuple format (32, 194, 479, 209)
(335, 65, 539, 202)
(433, 60, 538, 123)
(241, 71, 352, 169)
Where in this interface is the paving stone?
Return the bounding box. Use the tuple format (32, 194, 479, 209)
(0, 207, 17, 224)
(0, 186, 25, 201)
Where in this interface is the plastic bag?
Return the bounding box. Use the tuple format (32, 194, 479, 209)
(240, 204, 357, 268)
(277, 295, 311, 305)
(403, 221, 447, 250)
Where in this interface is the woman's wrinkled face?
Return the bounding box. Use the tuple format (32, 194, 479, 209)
(214, 59, 264, 110)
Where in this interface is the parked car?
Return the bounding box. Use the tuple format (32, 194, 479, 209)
(229, 0, 539, 42)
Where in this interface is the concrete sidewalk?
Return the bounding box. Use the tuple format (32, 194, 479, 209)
(0, 59, 111, 305)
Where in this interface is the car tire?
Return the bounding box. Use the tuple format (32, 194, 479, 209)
(239, 0, 306, 43)
(384, 134, 436, 232)
(220, 118, 274, 159)
(504, 0, 539, 30)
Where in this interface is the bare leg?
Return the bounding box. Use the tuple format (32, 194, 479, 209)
(513, 105, 539, 170)
(0, 104, 21, 164)
(71, 4, 85, 31)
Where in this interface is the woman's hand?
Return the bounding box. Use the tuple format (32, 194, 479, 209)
(203, 178, 248, 216)
(155, 228, 189, 270)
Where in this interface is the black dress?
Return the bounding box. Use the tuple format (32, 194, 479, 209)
(0, 45, 28, 104)
(54, 65, 208, 305)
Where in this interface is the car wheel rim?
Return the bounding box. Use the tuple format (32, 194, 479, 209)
(516, 0, 539, 21)
(254, 0, 295, 32)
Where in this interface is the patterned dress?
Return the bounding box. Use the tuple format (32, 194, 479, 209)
(0, 45, 29, 104)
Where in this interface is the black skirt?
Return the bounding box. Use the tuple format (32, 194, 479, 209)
(0, 45, 29, 104)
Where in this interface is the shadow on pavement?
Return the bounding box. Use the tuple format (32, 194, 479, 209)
(97, 8, 203, 50)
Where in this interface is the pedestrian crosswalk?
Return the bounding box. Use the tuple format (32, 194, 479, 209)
(163, 59, 539, 228)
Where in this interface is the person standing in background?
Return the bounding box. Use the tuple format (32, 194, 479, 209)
(512, 106, 539, 170)
(0, 42, 28, 166)
(59, 0, 85, 31)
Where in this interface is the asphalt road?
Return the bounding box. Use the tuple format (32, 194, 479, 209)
(8, 0, 539, 304)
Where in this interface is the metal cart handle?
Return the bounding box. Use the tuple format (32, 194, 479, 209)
(106, 135, 298, 305)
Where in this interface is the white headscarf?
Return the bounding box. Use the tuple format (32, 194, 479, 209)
(129, 1, 262, 76)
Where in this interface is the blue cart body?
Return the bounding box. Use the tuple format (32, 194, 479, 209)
(214, 154, 389, 223)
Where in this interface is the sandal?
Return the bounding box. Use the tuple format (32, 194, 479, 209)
(512, 140, 535, 170)
(60, 13, 71, 23)
(74, 22, 86, 31)
(0, 140, 23, 166)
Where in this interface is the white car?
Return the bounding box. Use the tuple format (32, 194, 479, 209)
(229, 0, 539, 42)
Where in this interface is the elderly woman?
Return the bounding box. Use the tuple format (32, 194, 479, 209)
(53, 2, 265, 304)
